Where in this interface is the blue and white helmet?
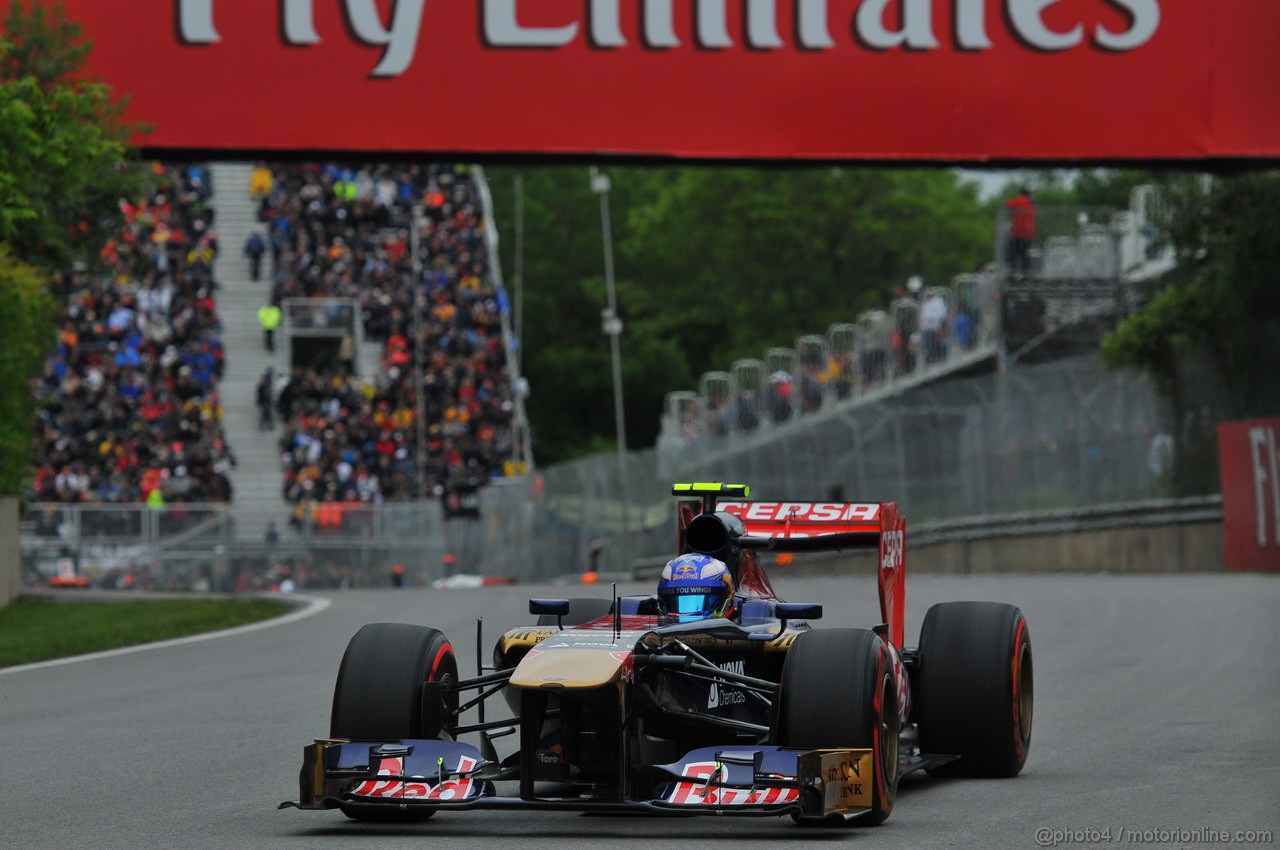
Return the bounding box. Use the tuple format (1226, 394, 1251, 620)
(658, 554, 735, 623)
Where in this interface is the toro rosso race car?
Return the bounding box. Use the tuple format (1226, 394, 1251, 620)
(282, 483, 1033, 825)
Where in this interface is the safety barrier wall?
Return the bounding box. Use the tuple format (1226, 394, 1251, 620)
(19, 493, 1227, 590)
(763, 497, 1224, 577)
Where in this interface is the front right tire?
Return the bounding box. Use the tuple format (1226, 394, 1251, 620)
(330, 622, 458, 741)
(329, 623, 458, 822)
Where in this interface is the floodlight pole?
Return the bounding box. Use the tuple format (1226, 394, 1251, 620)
(591, 166, 631, 569)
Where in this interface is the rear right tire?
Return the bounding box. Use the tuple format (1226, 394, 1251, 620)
(915, 602, 1033, 777)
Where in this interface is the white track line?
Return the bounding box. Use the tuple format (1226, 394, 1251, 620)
(0, 593, 331, 676)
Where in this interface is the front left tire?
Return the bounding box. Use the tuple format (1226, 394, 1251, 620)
(774, 628, 900, 825)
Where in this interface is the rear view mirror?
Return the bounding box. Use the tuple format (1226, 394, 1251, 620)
(775, 602, 822, 620)
(529, 599, 570, 617)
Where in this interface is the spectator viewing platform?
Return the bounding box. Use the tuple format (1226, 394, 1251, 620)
(995, 185, 1173, 288)
(659, 184, 1173, 471)
(20, 172, 1180, 586)
(998, 186, 1175, 364)
(658, 269, 1002, 469)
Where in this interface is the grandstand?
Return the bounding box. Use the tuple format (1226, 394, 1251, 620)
(215, 161, 530, 544)
(28, 164, 232, 509)
(20, 175, 1176, 586)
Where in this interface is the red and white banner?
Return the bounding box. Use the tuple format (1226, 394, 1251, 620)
(1218, 418, 1280, 573)
(61, 1, 1280, 160)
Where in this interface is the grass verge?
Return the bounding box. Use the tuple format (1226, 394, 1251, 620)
(0, 596, 292, 668)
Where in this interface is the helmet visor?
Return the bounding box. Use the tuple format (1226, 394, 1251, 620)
(662, 588, 725, 621)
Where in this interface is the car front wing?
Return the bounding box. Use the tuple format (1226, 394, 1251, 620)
(281, 739, 876, 821)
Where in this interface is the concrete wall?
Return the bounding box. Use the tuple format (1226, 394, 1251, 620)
(1, 496, 19, 606)
(786, 520, 1224, 577)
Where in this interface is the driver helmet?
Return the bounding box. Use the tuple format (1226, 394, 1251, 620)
(658, 554, 735, 623)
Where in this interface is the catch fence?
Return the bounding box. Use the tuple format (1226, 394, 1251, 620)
(23, 355, 1190, 587)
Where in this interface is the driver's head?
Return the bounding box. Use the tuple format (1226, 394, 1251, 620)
(658, 554, 735, 623)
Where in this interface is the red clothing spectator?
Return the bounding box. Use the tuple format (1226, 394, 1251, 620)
(1005, 188, 1036, 275)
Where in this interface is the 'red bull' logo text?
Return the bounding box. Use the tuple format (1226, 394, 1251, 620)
(176, 0, 1162, 78)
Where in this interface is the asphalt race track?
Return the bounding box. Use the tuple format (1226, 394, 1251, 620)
(2, 573, 1278, 850)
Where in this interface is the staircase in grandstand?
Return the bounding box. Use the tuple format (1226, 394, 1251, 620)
(210, 161, 288, 544)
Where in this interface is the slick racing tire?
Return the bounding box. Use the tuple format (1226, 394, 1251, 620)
(916, 602, 1033, 778)
(535, 597, 613, 627)
(330, 624, 458, 823)
(775, 628, 900, 826)
(330, 623, 458, 741)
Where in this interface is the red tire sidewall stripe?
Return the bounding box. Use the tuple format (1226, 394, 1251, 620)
(430, 642, 454, 681)
(873, 641, 894, 814)
(1010, 618, 1029, 763)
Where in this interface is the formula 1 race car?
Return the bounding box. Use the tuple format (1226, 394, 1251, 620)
(282, 483, 1033, 826)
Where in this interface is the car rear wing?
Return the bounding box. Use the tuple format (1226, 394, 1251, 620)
(673, 483, 906, 648)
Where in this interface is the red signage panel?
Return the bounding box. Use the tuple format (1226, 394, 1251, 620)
(59, 1, 1280, 160)
(1218, 418, 1280, 573)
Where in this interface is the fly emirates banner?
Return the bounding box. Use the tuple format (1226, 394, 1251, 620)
(63, 0, 1280, 159)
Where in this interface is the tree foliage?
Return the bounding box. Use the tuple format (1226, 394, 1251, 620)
(0, 1, 144, 494)
(488, 166, 991, 463)
(0, 0, 144, 271)
(1102, 171, 1280, 418)
(2, 0, 89, 86)
(1101, 171, 1280, 495)
(0, 246, 55, 495)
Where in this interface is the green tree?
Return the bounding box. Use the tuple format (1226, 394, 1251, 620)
(1102, 171, 1280, 492)
(1103, 172, 1280, 413)
(0, 1, 145, 495)
(489, 166, 991, 463)
(2, 0, 89, 86)
(0, 1, 145, 271)
(1070, 169, 1157, 209)
(0, 247, 55, 495)
(622, 168, 989, 368)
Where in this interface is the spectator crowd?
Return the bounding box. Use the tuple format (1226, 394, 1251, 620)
(251, 163, 518, 519)
(667, 270, 999, 446)
(28, 164, 236, 506)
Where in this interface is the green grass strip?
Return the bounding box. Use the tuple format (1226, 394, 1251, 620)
(0, 597, 292, 668)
